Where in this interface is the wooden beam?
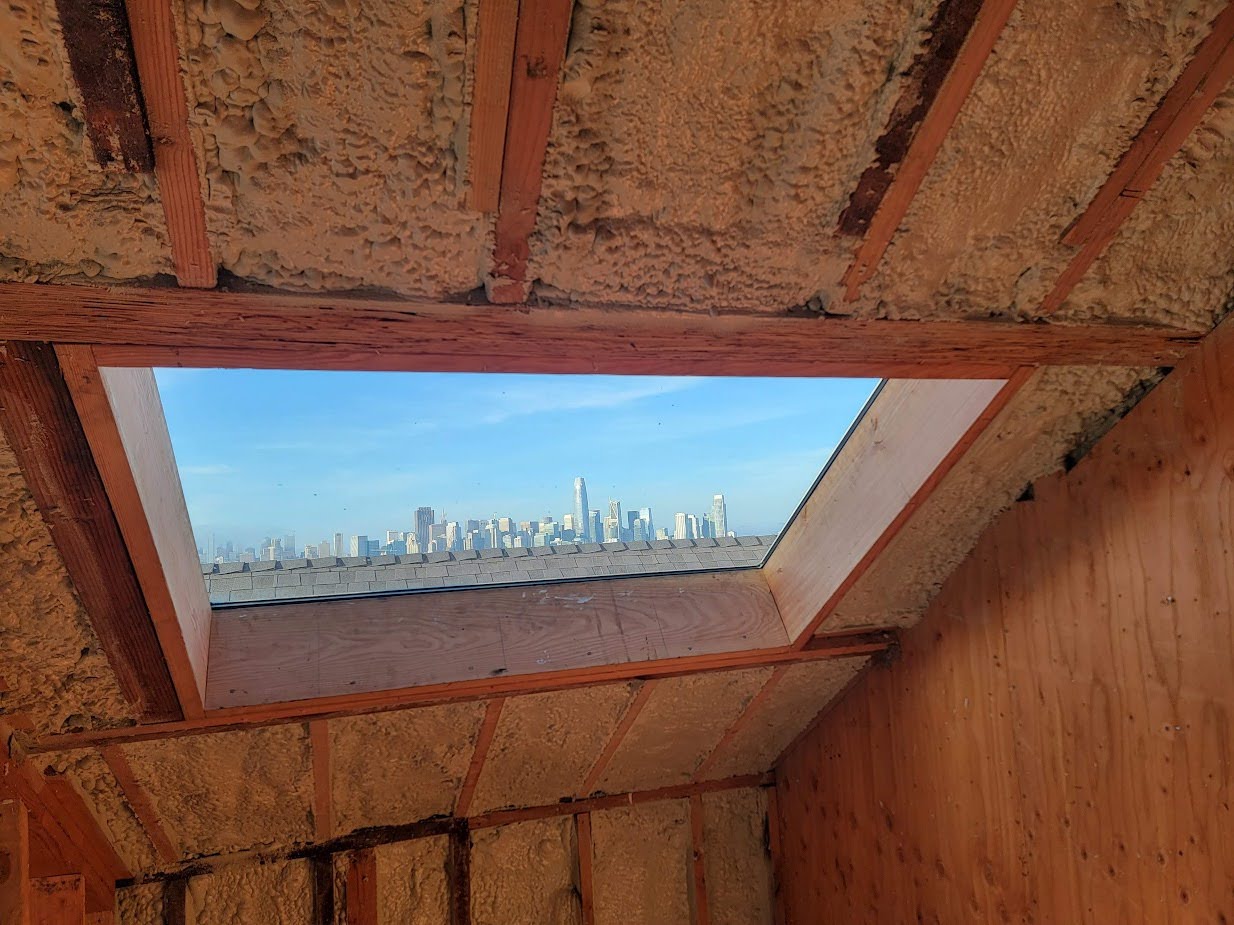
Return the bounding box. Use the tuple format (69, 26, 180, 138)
(0, 342, 182, 723)
(31, 875, 85, 925)
(765, 788, 784, 925)
(766, 374, 1027, 644)
(51, 0, 153, 172)
(447, 827, 470, 925)
(454, 701, 504, 817)
(124, 0, 216, 287)
(0, 800, 31, 925)
(578, 681, 657, 797)
(468, 0, 520, 213)
(345, 849, 376, 925)
(310, 855, 334, 925)
(486, 0, 575, 302)
(688, 795, 710, 925)
(309, 721, 333, 842)
(574, 814, 595, 925)
(692, 668, 788, 782)
(840, 0, 1019, 300)
(162, 879, 185, 925)
(206, 571, 789, 710)
(32, 632, 894, 752)
(98, 747, 177, 865)
(0, 283, 1200, 375)
(56, 349, 210, 717)
(1042, 2, 1234, 314)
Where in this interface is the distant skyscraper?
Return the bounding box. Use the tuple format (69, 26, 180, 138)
(674, 512, 688, 540)
(712, 494, 728, 538)
(687, 514, 701, 540)
(333, 532, 344, 558)
(349, 535, 367, 557)
(639, 507, 654, 540)
(588, 510, 602, 544)
(414, 507, 434, 553)
(573, 477, 589, 541)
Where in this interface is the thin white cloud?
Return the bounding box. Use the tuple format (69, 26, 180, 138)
(479, 377, 704, 424)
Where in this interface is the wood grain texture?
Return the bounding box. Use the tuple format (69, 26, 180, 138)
(98, 746, 178, 865)
(35, 632, 892, 751)
(162, 879, 185, 925)
(346, 849, 377, 925)
(765, 788, 784, 925)
(30, 875, 85, 925)
(487, 0, 575, 302)
(124, 0, 215, 285)
(56, 349, 209, 717)
(841, 0, 1018, 299)
(689, 796, 710, 925)
(311, 855, 334, 925)
(309, 721, 332, 841)
(765, 377, 1014, 643)
(1042, 1, 1234, 315)
(454, 700, 504, 817)
(0, 282, 1201, 375)
(468, 0, 520, 212)
(205, 571, 789, 709)
(0, 341, 181, 723)
(775, 317, 1234, 922)
(575, 813, 596, 925)
(578, 681, 657, 797)
(447, 827, 470, 925)
(0, 800, 30, 925)
(52, 0, 152, 171)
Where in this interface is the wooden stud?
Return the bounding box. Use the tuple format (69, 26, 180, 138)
(124, 0, 216, 286)
(0, 282, 1200, 376)
(99, 747, 178, 865)
(85, 913, 113, 925)
(56, 348, 210, 718)
(578, 681, 657, 797)
(454, 700, 504, 817)
(689, 795, 710, 925)
(486, 0, 575, 303)
(0, 800, 31, 925)
(1041, 2, 1234, 315)
(765, 788, 784, 925)
(31, 875, 85, 925)
(0, 342, 182, 723)
(469, 0, 521, 212)
(692, 668, 788, 782)
(447, 827, 470, 925)
(574, 814, 595, 925)
(51, 0, 153, 172)
(309, 721, 333, 842)
(840, 0, 1019, 300)
(345, 849, 376, 925)
(311, 855, 335, 925)
(162, 879, 186, 925)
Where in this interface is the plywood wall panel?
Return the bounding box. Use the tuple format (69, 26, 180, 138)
(775, 319, 1234, 923)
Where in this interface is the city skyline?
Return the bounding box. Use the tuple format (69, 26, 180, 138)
(156, 369, 880, 552)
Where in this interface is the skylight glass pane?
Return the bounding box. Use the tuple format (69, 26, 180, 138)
(151, 370, 879, 606)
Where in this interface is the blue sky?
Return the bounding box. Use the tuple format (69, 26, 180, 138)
(154, 369, 879, 550)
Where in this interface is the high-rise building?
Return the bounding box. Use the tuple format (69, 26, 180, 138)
(639, 507, 654, 540)
(349, 535, 367, 557)
(445, 521, 461, 551)
(711, 494, 728, 538)
(674, 512, 688, 540)
(573, 477, 589, 541)
(588, 510, 602, 543)
(385, 530, 405, 546)
(333, 532, 344, 558)
(414, 507, 434, 554)
(687, 514, 701, 540)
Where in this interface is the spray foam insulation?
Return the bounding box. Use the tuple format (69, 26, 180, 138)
(828, 365, 1158, 631)
(330, 701, 486, 832)
(469, 682, 637, 814)
(0, 434, 135, 735)
(176, 0, 488, 295)
(376, 836, 451, 925)
(855, 0, 1225, 321)
(1061, 87, 1234, 328)
(116, 883, 166, 925)
(117, 723, 313, 858)
(0, 0, 170, 282)
(44, 749, 160, 874)
(596, 668, 771, 793)
(700, 657, 870, 781)
(471, 816, 580, 925)
(702, 788, 773, 925)
(188, 858, 313, 925)
(527, 0, 941, 310)
(591, 799, 691, 925)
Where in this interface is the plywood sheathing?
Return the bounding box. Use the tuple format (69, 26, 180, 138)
(1059, 88, 1234, 327)
(851, 0, 1226, 321)
(117, 724, 314, 858)
(0, 434, 134, 735)
(591, 799, 691, 925)
(187, 858, 312, 925)
(376, 836, 451, 925)
(44, 749, 160, 874)
(699, 657, 870, 781)
(827, 365, 1157, 631)
(596, 669, 771, 793)
(469, 683, 637, 814)
(176, 0, 489, 294)
(330, 702, 487, 833)
(701, 789, 773, 925)
(115, 882, 165, 925)
(526, 0, 942, 310)
(0, 0, 170, 283)
(471, 816, 580, 925)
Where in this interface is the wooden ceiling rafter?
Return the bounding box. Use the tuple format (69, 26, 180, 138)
(98, 747, 178, 866)
(469, 0, 521, 213)
(578, 680, 658, 798)
(692, 667, 789, 782)
(308, 720, 333, 842)
(454, 699, 505, 817)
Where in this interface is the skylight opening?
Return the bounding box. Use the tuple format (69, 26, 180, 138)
(150, 369, 881, 606)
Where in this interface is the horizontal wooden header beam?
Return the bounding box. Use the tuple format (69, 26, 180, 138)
(0, 282, 1198, 378)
